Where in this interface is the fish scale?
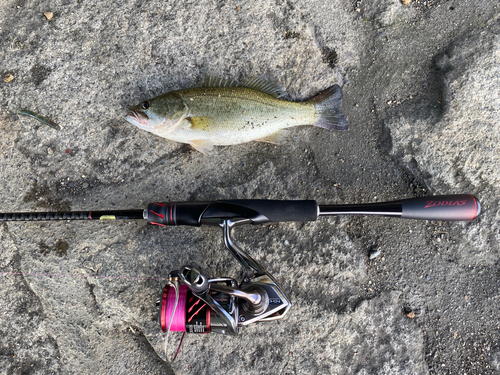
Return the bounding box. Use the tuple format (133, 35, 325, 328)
(174, 87, 316, 138)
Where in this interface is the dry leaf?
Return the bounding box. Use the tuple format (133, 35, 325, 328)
(44, 12, 53, 20)
(3, 74, 14, 83)
(406, 311, 416, 319)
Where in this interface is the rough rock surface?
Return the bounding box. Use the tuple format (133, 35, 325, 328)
(0, 0, 499, 374)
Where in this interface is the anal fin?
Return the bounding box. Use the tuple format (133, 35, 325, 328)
(189, 140, 214, 154)
(256, 129, 289, 144)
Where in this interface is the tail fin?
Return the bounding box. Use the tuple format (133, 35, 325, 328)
(308, 85, 348, 131)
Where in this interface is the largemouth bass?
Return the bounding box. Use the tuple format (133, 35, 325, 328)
(126, 76, 347, 154)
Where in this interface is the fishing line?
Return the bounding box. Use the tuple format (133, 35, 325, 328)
(0, 271, 170, 281)
(173, 332, 186, 361)
(162, 281, 188, 361)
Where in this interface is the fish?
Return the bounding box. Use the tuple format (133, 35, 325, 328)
(126, 75, 348, 154)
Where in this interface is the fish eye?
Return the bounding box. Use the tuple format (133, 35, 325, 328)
(142, 101, 150, 110)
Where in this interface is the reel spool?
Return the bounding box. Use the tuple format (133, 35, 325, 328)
(160, 280, 236, 334)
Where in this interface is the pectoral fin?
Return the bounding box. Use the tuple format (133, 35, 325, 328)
(189, 140, 214, 154)
(256, 129, 289, 144)
(187, 116, 213, 130)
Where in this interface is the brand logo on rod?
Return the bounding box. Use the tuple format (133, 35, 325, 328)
(424, 200, 467, 208)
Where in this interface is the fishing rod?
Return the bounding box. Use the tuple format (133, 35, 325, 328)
(0, 195, 481, 350)
(0, 194, 480, 223)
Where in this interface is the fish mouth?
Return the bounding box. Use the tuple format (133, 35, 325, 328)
(126, 108, 150, 128)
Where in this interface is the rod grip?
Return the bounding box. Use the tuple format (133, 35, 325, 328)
(401, 194, 480, 221)
(220, 200, 318, 223)
(146, 200, 318, 226)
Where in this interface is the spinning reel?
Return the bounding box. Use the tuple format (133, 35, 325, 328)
(160, 218, 290, 337)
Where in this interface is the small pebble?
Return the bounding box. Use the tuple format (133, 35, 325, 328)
(67, 182, 75, 187)
(3, 74, 14, 83)
(426, 275, 430, 280)
(44, 12, 53, 20)
(82, 183, 89, 189)
(369, 249, 381, 259)
(47, 148, 53, 155)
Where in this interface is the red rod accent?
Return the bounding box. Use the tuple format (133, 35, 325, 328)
(151, 222, 166, 227)
(150, 210, 164, 219)
(153, 202, 166, 207)
(471, 196, 479, 220)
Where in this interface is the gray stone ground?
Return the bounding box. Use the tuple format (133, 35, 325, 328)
(0, 0, 499, 374)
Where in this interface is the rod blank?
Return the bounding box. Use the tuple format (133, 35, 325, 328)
(0, 210, 144, 222)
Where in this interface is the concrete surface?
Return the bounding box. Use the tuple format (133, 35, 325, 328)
(0, 0, 499, 374)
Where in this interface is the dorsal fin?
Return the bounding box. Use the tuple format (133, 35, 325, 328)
(203, 74, 239, 88)
(202, 74, 284, 98)
(241, 75, 283, 98)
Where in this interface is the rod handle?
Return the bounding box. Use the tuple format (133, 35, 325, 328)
(146, 200, 318, 226)
(401, 194, 480, 221)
